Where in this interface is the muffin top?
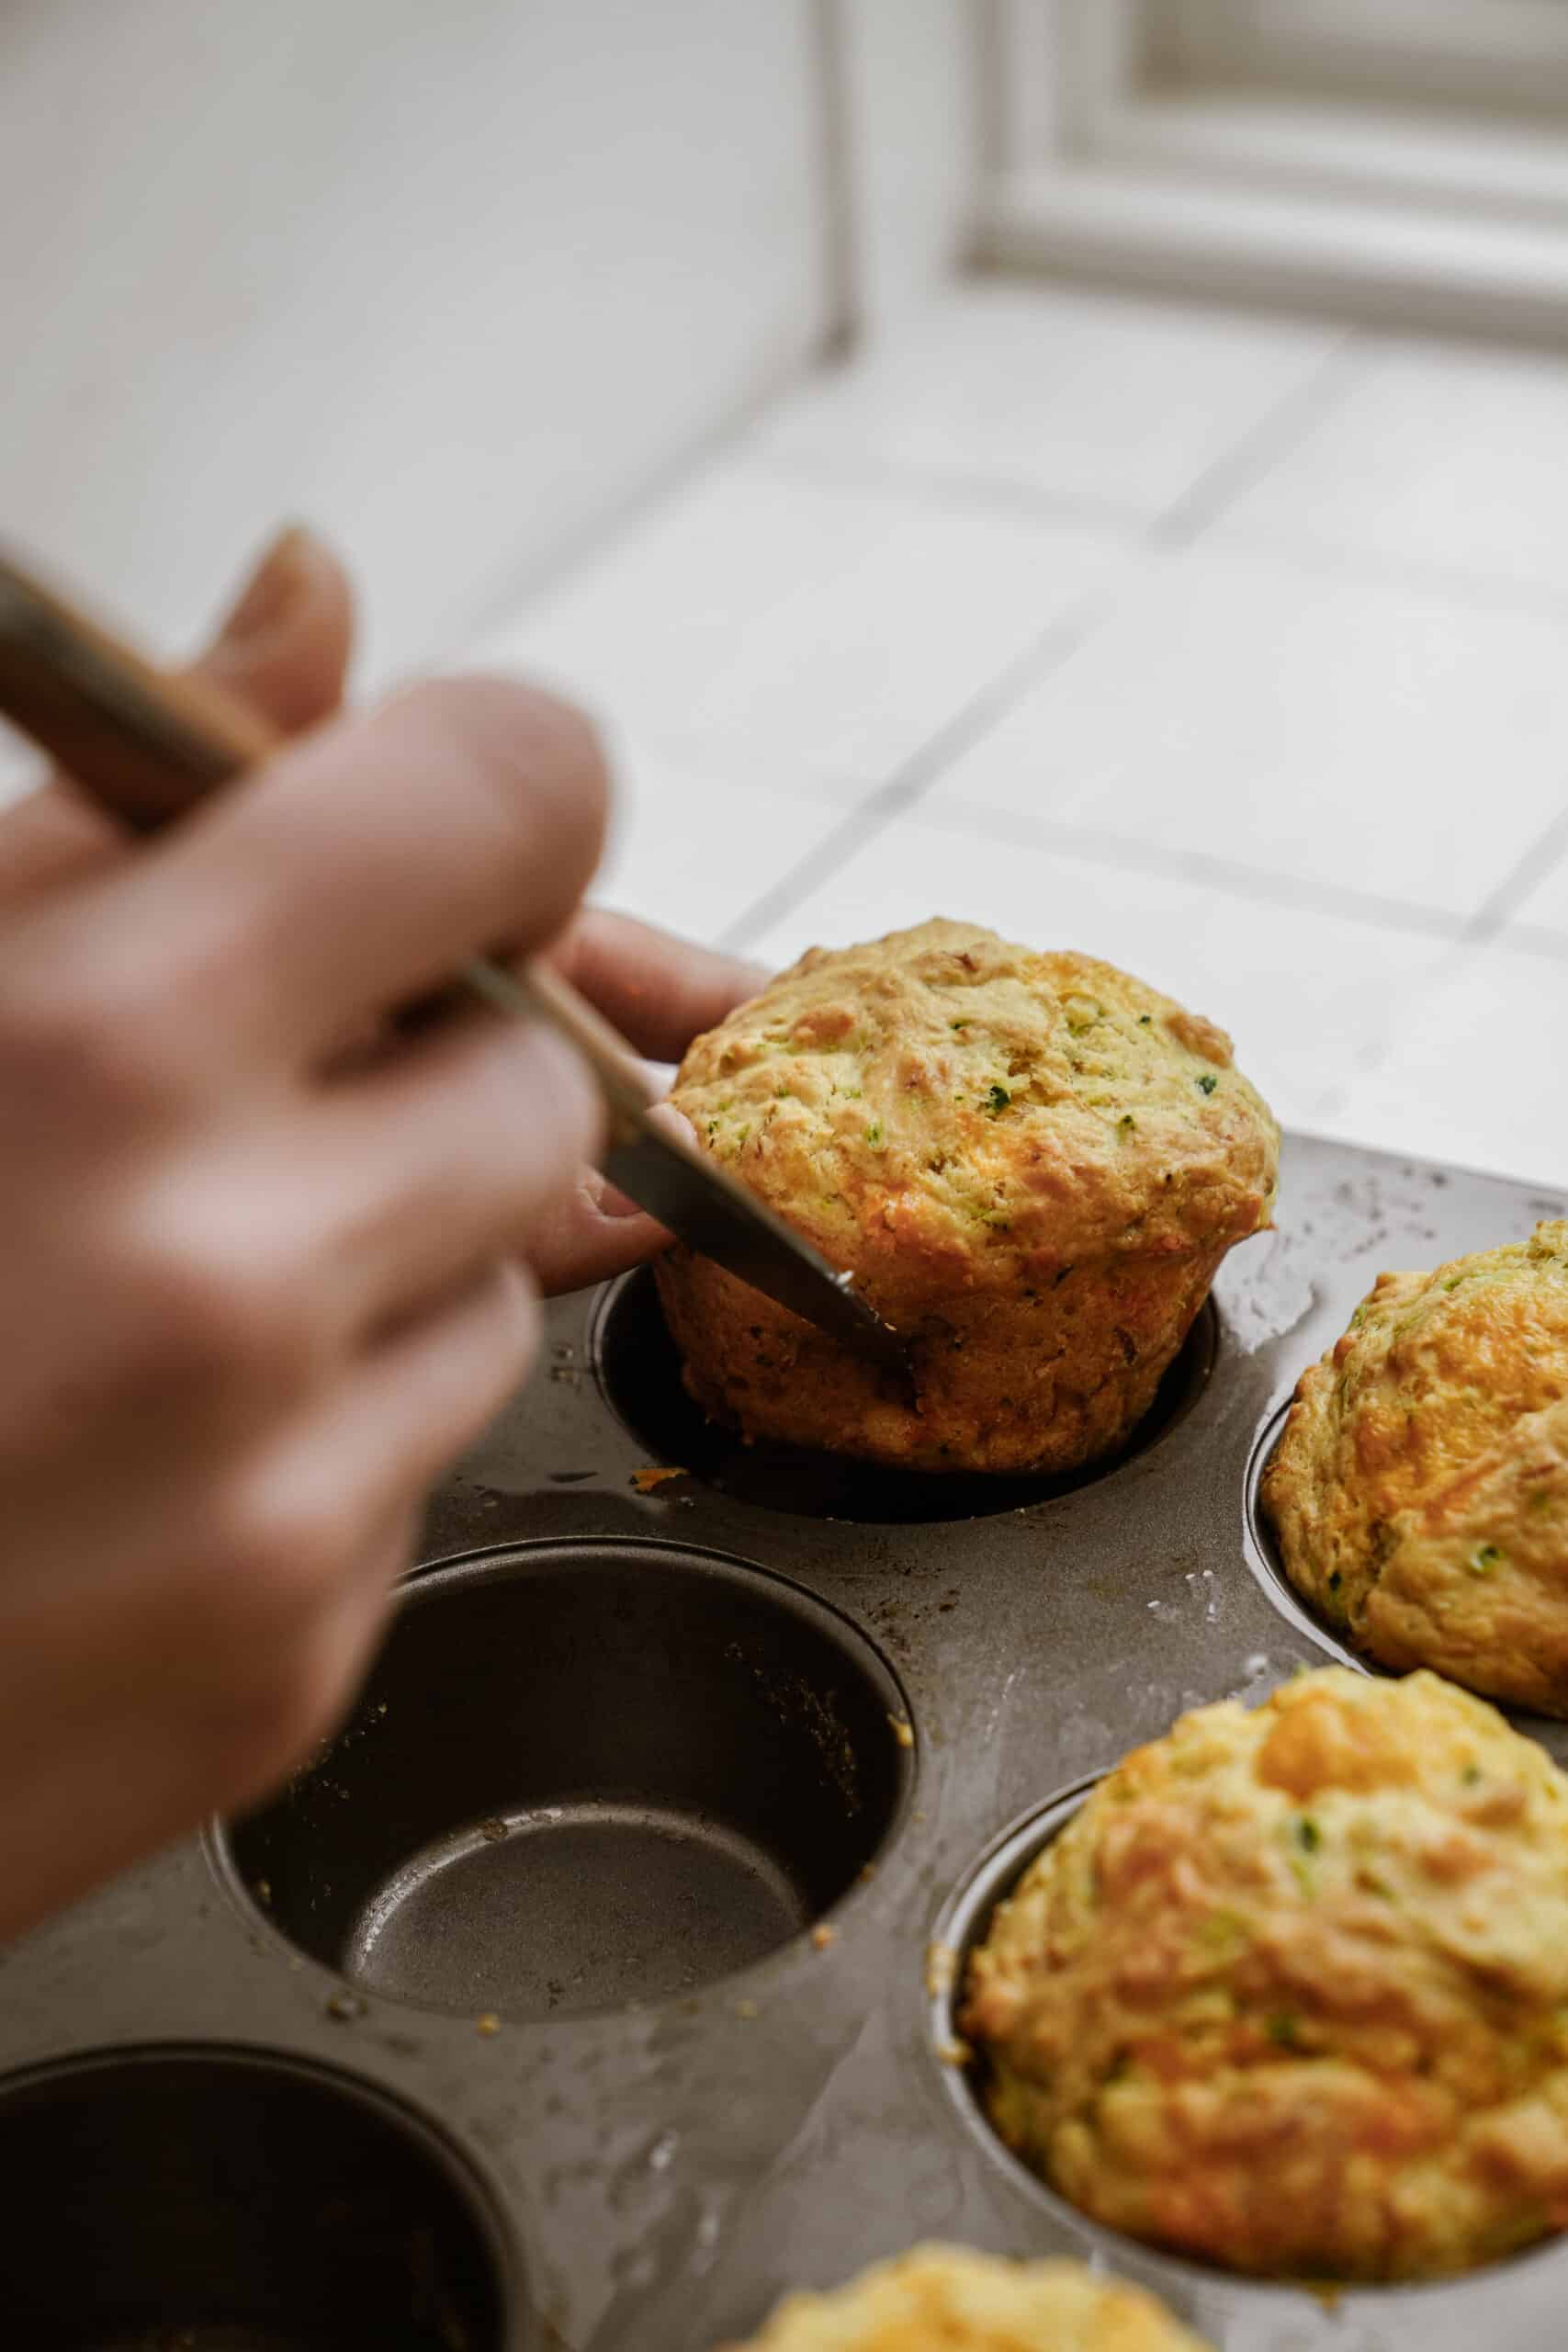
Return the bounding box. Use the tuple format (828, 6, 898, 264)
(721, 2244, 1209, 2351)
(1263, 1222, 1568, 1711)
(962, 1667, 1568, 2280)
(671, 921, 1278, 1312)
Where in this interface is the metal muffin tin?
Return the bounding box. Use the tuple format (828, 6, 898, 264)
(5, 1132, 1566, 2350)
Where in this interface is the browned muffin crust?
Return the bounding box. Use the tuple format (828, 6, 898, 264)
(718, 2242, 1211, 2349)
(962, 1668, 1568, 2283)
(658, 920, 1278, 1474)
(1264, 1222, 1568, 1713)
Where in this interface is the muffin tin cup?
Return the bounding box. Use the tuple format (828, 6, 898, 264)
(220, 1539, 914, 2023)
(928, 1781, 1568, 2339)
(6, 1135, 1568, 2349)
(0, 2043, 516, 2347)
(593, 1262, 1218, 1522)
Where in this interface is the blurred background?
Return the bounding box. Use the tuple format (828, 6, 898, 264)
(4, 0, 1566, 1184)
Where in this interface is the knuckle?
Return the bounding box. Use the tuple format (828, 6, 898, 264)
(460, 1026, 602, 1226)
(131, 1250, 303, 1392)
(468, 1266, 542, 1430)
(121, 1220, 317, 1401)
(485, 1262, 541, 1392)
(402, 1264, 541, 1467)
(209, 1477, 366, 1634)
(0, 956, 183, 1125)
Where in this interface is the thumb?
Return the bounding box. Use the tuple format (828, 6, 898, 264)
(197, 524, 355, 737)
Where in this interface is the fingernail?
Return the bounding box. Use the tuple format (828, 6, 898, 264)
(581, 1167, 645, 1222)
(215, 523, 318, 648)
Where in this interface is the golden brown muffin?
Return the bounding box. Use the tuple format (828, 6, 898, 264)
(720, 2243, 1210, 2351)
(658, 921, 1278, 1475)
(1263, 1223, 1568, 1714)
(961, 1667, 1568, 2282)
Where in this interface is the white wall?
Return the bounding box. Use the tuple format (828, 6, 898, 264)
(1, 0, 825, 687)
(840, 0, 982, 329)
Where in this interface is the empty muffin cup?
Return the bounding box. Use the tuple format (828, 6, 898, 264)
(0, 2043, 512, 2347)
(223, 1539, 912, 2021)
(593, 1266, 1217, 1523)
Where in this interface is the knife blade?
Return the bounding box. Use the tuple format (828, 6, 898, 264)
(0, 548, 910, 1378)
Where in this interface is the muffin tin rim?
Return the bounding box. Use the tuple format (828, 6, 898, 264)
(1241, 1396, 1374, 1678)
(206, 1528, 925, 2020)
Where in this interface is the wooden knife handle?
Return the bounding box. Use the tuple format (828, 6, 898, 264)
(0, 548, 275, 825)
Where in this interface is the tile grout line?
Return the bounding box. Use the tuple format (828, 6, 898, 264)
(1278, 817, 1568, 1146)
(755, 442, 1152, 542)
(760, 433, 1568, 631)
(716, 605, 1106, 954)
(714, 789, 899, 958)
(1504, 917, 1568, 966)
(1455, 801, 1568, 948)
(1149, 329, 1368, 550)
(1192, 520, 1568, 627)
(903, 795, 1478, 951)
(713, 622, 1568, 979)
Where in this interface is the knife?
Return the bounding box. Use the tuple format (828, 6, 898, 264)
(0, 548, 909, 1377)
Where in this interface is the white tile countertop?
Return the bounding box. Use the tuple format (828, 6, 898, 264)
(478, 277, 1568, 1193)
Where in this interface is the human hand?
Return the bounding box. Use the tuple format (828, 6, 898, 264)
(4, 539, 763, 1301)
(0, 529, 617, 1937)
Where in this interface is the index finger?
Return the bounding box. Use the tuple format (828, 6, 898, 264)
(91, 675, 609, 1060)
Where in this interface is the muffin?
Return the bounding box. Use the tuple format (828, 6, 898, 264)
(961, 1667, 1568, 2281)
(658, 921, 1279, 1475)
(721, 2243, 1209, 2351)
(1263, 1222, 1568, 1714)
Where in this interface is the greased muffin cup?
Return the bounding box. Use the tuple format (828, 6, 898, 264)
(961, 1666, 1568, 2284)
(659, 920, 1280, 1475)
(719, 2243, 1212, 2351)
(1263, 1222, 1568, 1713)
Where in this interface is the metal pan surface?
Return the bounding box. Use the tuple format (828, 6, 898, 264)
(3, 1132, 1564, 2350)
